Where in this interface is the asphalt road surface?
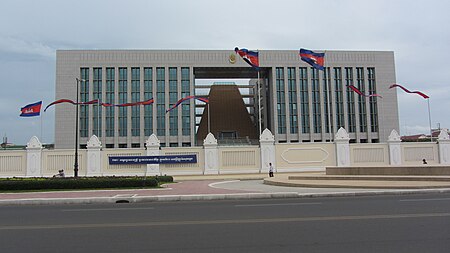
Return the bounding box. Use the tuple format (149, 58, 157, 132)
(1, 193, 450, 253)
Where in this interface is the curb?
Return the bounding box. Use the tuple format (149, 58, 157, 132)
(2, 188, 450, 206)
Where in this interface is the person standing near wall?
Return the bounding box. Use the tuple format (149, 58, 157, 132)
(268, 163, 274, 177)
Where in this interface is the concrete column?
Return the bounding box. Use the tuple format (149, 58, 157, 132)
(260, 128, 275, 173)
(203, 133, 219, 175)
(388, 130, 402, 165)
(438, 129, 450, 164)
(26, 136, 43, 177)
(145, 134, 161, 175)
(86, 135, 102, 176)
(335, 127, 350, 167)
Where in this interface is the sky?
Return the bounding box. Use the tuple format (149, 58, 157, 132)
(1, 0, 449, 145)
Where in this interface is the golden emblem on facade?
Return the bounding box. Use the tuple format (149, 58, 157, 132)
(229, 54, 236, 64)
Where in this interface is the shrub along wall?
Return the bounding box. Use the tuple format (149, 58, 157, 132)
(0, 176, 173, 191)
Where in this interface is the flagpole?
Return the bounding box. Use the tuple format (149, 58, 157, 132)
(208, 102, 211, 134)
(427, 98, 432, 142)
(257, 70, 262, 136)
(40, 111, 43, 143)
(98, 98, 101, 137)
(322, 50, 332, 142)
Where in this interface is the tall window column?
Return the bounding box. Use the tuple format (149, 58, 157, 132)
(131, 67, 140, 136)
(93, 68, 102, 137)
(181, 67, 190, 136)
(144, 67, 153, 136)
(105, 68, 115, 138)
(118, 67, 127, 137)
(169, 67, 178, 136)
(288, 67, 298, 134)
(311, 68, 321, 134)
(345, 67, 356, 133)
(368, 68, 379, 133)
(299, 67, 309, 134)
(80, 68, 89, 138)
(276, 67, 286, 134)
(334, 67, 344, 129)
(156, 67, 165, 136)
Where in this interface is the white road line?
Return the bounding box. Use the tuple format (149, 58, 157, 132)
(61, 207, 155, 212)
(209, 180, 241, 188)
(235, 202, 322, 207)
(400, 198, 450, 202)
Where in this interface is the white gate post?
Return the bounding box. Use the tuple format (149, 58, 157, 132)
(438, 129, 450, 164)
(86, 135, 102, 176)
(260, 129, 275, 174)
(26, 136, 43, 177)
(203, 133, 219, 175)
(388, 130, 402, 165)
(335, 128, 350, 167)
(145, 134, 161, 175)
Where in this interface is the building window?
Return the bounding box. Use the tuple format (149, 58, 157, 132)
(368, 68, 379, 133)
(323, 67, 332, 134)
(276, 67, 286, 134)
(144, 67, 153, 136)
(169, 67, 178, 136)
(93, 68, 102, 137)
(345, 67, 356, 132)
(334, 68, 344, 129)
(181, 67, 190, 136)
(299, 67, 309, 134)
(357, 67, 367, 132)
(80, 68, 89, 138)
(131, 67, 140, 136)
(311, 68, 321, 133)
(118, 67, 127, 137)
(156, 67, 165, 136)
(288, 67, 297, 134)
(105, 68, 115, 137)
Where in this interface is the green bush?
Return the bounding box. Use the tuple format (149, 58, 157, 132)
(0, 176, 164, 191)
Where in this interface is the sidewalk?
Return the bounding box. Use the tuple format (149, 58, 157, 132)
(1, 173, 450, 205)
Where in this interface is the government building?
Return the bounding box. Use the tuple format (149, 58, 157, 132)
(54, 49, 399, 149)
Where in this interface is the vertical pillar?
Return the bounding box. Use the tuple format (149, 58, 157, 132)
(146, 134, 161, 175)
(203, 133, 219, 175)
(335, 127, 350, 166)
(26, 136, 43, 177)
(438, 129, 450, 164)
(388, 130, 402, 165)
(86, 135, 102, 176)
(260, 129, 275, 173)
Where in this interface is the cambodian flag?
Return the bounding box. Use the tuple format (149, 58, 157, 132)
(166, 96, 209, 113)
(347, 85, 383, 98)
(299, 48, 325, 70)
(20, 101, 42, 117)
(235, 47, 259, 68)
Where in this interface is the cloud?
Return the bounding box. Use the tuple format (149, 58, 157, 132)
(0, 36, 55, 61)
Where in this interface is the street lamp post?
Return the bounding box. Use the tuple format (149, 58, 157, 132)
(74, 78, 85, 178)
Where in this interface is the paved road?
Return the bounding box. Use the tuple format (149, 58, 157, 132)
(1, 193, 450, 252)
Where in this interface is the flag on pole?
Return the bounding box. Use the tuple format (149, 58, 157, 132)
(299, 48, 325, 70)
(20, 101, 42, 117)
(389, 84, 429, 99)
(44, 99, 100, 111)
(234, 47, 259, 68)
(347, 85, 383, 98)
(166, 96, 209, 113)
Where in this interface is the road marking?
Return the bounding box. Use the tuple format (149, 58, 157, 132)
(61, 207, 155, 212)
(235, 202, 322, 207)
(2, 212, 449, 230)
(209, 180, 241, 188)
(400, 197, 450, 202)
